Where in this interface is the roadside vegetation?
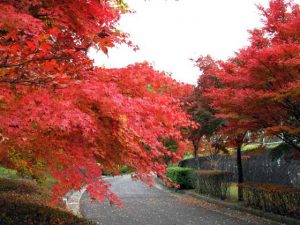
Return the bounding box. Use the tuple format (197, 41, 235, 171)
(0, 167, 94, 225)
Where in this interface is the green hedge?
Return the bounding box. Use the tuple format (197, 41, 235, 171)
(192, 170, 233, 200)
(166, 167, 193, 189)
(240, 182, 300, 218)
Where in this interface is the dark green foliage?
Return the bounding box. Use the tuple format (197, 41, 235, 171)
(270, 143, 296, 161)
(241, 182, 300, 218)
(185, 68, 225, 158)
(102, 165, 134, 176)
(192, 170, 233, 200)
(163, 138, 179, 153)
(101, 169, 113, 176)
(120, 166, 133, 174)
(162, 138, 179, 164)
(166, 167, 193, 189)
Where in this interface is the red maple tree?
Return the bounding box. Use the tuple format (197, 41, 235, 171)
(192, 0, 300, 201)
(0, 0, 192, 204)
(202, 0, 300, 153)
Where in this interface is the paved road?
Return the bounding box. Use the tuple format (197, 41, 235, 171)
(80, 175, 278, 225)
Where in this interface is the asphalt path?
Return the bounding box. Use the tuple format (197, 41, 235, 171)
(80, 175, 278, 225)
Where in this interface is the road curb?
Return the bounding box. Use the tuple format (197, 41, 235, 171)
(63, 187, 86, 217)
(64, 176, 111, 217)
(154, 178, 300, 225)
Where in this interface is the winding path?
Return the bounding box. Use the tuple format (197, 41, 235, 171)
(80, 175, 277, 225)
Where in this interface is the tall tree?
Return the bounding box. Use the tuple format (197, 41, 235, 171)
(0, 0, 192, 204)
(195, 56, 251, 200)
(205, 0, 300, 155)
(195, 0, 300, 200)
(186, 56, 224, 165)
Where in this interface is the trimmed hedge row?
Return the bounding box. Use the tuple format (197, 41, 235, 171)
(166, 167, 193, 189)
(240, 182, 300, 218)
(166, 167, 233, 200)
(192, 170, 233, 200)
(167, 166, 300, 218)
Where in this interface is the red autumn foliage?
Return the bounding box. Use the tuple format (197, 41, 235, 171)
(0, 0, 192, 204)
(198, 0, 300, 152)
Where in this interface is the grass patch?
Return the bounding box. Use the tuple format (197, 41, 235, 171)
(242, 142, 281, 152)
(183, 153, 194, 160)
(241, 143, 262, 151)
(265, 142, 281, 149)
(0, 166, 19, 179)
(227, 183, 238, 201)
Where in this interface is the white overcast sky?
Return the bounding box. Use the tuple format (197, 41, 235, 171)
(89, 0, 297, 84)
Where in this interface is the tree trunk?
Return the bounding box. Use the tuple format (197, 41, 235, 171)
(193, 140, 200, 169)
(236, 137, 244, 201)
(236, 132, 247, 201)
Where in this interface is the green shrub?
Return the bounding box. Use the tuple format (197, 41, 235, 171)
(192, 170, 233, 200)
(0, 178, 94, 225)
(102, 166, 134, 176)
(166, 167, 193, 189)
(119, 166, 133, 174)
(240, 182, 300, 218)
(0, 195, 94, 225)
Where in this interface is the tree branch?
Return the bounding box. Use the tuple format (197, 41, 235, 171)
(0, 55, 69, 69)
